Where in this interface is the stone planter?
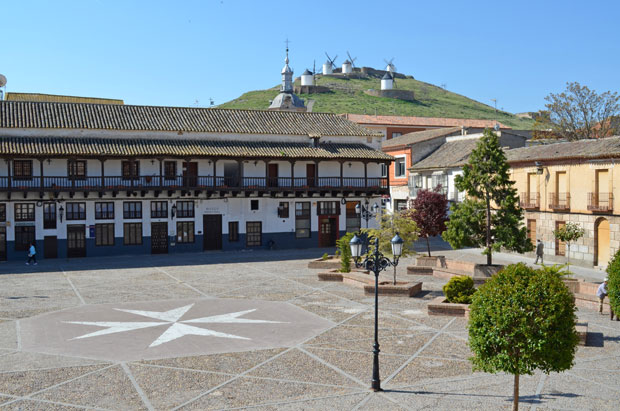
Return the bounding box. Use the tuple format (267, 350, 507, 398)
(427, 297, 471, 318)
(416, 255, 446, 268)
(473, 264, 504, 278)
(308, 256, 350, 269)
(318, 269, 422, 297)
(407, 266, 434, 276)
(363, 281, 422, 297)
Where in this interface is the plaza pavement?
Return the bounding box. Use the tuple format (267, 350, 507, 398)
(0, 246, 619, 410)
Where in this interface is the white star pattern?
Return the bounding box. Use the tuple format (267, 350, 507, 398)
(64, 304, 285, 347)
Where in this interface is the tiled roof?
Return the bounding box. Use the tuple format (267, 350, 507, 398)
(382, 127, 464, 149)
(0, 101, 380, 137)
(410, 139, 480, 170)
(6, 93, 124, 105)
(506, 136, 620, 163)
(0, 136, 393, 161)
(345, 114, 510, 129)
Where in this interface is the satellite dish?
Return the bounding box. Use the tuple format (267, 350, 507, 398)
(0, 74, 6, 87)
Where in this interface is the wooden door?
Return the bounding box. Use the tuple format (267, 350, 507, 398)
(183, 162, 198, 187)
(555, 221, 566, 256)
(306, 164, 316, 187)
(597, 218, 610, 266)
(527, 219, 536, 247)
(44, 236, 58, 259)
(596, 169, 609, 207)
(203, 214, 222, 250)
(67, 225, 86, 258)
(319, 216, 338, 247)
(0, 227, 6, 261)
(268, 163, 279, 187)
(151, 222, 168, 254)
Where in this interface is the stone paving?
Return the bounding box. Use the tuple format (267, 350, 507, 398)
(0, 248, 619, 410)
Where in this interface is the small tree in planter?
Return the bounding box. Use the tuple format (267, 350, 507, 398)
(410, 188, 448, 257)
(364, 211, 417, 284)
(443, 275, 476, 304)
(469, 263, 578, 411)
(337, 232, 356, 273)
(553, 222, 585, 270)
(606, 249, 620, 318)
(443, 129, 533, 265)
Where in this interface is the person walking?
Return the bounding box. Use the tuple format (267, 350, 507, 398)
(26, 243, 37, 265)
(597, 278, 608, 315)
(534, 239, 544, 264)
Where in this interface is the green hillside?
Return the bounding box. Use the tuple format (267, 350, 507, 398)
(218, 74, 533, 129)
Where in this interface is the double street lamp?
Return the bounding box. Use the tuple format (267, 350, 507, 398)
(356, 199, 379, 228)
(349, 233, 404, 392)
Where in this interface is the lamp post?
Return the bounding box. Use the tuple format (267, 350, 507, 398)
(350, 233, 403, 392)
(355, 199, 379, 228)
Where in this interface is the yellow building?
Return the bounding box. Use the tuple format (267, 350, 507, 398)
(507, 137, 620, 268)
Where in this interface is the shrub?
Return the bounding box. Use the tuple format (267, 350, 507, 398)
(321, 253, 329, 261)
(538, 263, 572, 277)
(337, 232, 356, 273)
(443, 275, 476, 304)
(606, 249, 620, 316)
(469, 263, 578, 411)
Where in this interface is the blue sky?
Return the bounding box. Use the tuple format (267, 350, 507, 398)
(2, 0, 619, 114)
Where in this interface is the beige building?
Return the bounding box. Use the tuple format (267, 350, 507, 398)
(506, 137, 620, 268)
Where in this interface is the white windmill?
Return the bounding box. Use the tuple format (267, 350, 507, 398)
(0, 74, 6, 100)
(384, 58, 397, 74)
(342, 51, 357, 74)
(323, 53, 337, 75)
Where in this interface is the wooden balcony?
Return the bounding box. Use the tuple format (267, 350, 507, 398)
(588, 192, 613, 212)
(0, 175, 389, 197)
(520, 192, 539, 210)
(549, 192, 570, 211)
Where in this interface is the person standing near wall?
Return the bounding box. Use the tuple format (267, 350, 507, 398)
(535, 239, 544, 264)
(26, 243, 37, 266)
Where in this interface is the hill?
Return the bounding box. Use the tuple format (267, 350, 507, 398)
(218, 72, 534, 129)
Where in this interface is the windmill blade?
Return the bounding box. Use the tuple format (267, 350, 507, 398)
(347, 51, 357, 68)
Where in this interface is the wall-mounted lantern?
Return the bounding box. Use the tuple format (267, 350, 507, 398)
(535, 161, 543, 175)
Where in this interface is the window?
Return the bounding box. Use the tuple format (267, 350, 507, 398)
(229, 221, 239, 242)
(317, 201, 339, 216)
(15, 226, 35, 251)
(66, 202, 86, 220)
(95, 224, 115, 246)
(123, 223, 142, 245)
(346, 202, 361, 233)
(295, 202, 311, 238)
(164, 161, 177, 180)
(13, 160, 33, 180)
(380, 163, 388, 178)
(278, 202, 289, 218)
(43, 203, 57, 229)
(395, 157, 406, 177)
(246, 222, 262, 246)
(394, 199, 408, 211)
(15, 203, 35, 221)
(177, 221, 195, 243)
(122, 161, 140, 180)
(176, 201, 194, 218)
(123, 202, 142, 219)
(68, 160, 87, 180)
(95, 202, 114, 220)
(391, 132, 402, 138)
(151, 201, 168, 218)
(0, 204, 6, 222)
(250, 200, 259, 211)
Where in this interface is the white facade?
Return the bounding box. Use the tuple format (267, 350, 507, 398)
(342, 61, 352, 74)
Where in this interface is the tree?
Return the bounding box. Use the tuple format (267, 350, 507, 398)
(469, 263, 578, 411)
(364, 210, 418, 284)
(553, 222, 585, 270)
(410, 188, 448, 256)
(443, 129, 532, 265)
(336, 232, 356, 273)
(543, 82, 620, 140)
(606, 249, 620, 318)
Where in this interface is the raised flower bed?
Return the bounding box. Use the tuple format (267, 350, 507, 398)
(317, 269, 422, 297)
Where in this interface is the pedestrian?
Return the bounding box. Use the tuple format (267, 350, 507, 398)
(26, 243, 37, 265)
(534, 239, 544, 264)
(597, 278, 608, 315)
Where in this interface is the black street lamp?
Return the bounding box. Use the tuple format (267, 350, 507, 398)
(349, 233, 403, 392)
(355, 199, 380, 228)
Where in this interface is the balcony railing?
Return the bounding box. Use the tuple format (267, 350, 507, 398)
(549, 192, 570, 211)
(0, 176, 388, 192)
(520, 192, 540, 209)
(588, 192, 613, 212)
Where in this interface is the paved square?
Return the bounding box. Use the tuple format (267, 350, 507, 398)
(0, 249, 619, 410)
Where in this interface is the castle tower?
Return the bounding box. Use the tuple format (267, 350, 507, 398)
(268, 44, 306, 112)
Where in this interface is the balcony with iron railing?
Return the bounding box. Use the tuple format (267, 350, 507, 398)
(588, 192, 613, 212)
(0, 175, 389, 193)
(549, 192, 570, 211)
(520, 192, 540, 209)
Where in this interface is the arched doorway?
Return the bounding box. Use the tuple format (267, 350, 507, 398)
(595, 218, 610, 267)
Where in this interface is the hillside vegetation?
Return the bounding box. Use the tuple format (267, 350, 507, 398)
(218, 74, 534, 129)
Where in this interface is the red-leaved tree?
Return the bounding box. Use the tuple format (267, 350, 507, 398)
(409, 188, 448, 256)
